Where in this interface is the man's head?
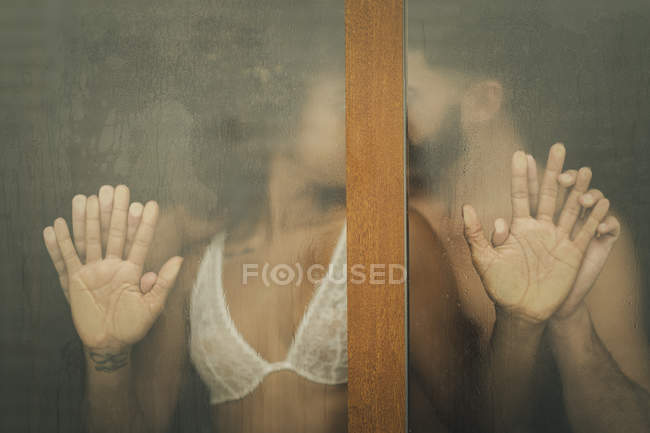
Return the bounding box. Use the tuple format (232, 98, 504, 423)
(407, 0, 650, 198)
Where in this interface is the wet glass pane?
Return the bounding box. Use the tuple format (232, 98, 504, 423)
(1, 1, 346, 432)
(407, 1, 650, 432)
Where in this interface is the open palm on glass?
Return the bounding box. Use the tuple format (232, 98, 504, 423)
(490, 155, 621, 320)
(463, 144, 611, 323)
(43, 185, 183, 351)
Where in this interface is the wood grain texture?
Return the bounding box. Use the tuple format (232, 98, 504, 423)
(345, 1, 406, 432)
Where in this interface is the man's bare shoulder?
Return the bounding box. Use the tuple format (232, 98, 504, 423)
(408, 206, 458, 302)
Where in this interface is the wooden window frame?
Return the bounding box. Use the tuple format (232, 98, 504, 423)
(346, 1, 407, 432)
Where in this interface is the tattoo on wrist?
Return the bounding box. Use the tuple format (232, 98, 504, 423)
(88, 350, 129, 372)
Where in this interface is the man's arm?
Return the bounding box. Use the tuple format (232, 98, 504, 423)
(478, 310, 547, 432)
(546, 225, 650, 433)
(583, 228, 650, 389)
(409, 208, 543, 433)
(549, 304, 650, 433)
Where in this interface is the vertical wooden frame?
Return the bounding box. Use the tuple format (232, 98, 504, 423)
(346, 1, 406, 432)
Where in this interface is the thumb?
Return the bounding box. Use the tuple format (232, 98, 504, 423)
(140, 272, 157, 294)
(144, 256, 184, 315)
(491, 218, 509, 247)
(462, 205, 496, 267)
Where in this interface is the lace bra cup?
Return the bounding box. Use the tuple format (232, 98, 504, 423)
(189, 225, 348, 404)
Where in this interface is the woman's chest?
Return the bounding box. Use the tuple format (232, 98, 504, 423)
(218, 229, 342, 362)
(211, 373, 348, 433)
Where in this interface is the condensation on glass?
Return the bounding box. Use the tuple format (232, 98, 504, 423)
(407, 1, 650, 432)
(1, 1, 346, 432)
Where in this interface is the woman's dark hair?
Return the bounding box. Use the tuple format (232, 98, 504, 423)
(60, 0, 344, 234)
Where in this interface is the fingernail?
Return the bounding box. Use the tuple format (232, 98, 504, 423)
(43, 226, 55, 240)
(99, 185, 113, 202)
(582, 194, 593, 205)
(72, 195, 86, 210)
(130, 202, 144, 217)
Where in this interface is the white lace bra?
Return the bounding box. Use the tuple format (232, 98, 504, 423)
(189, 225, 348, 404)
